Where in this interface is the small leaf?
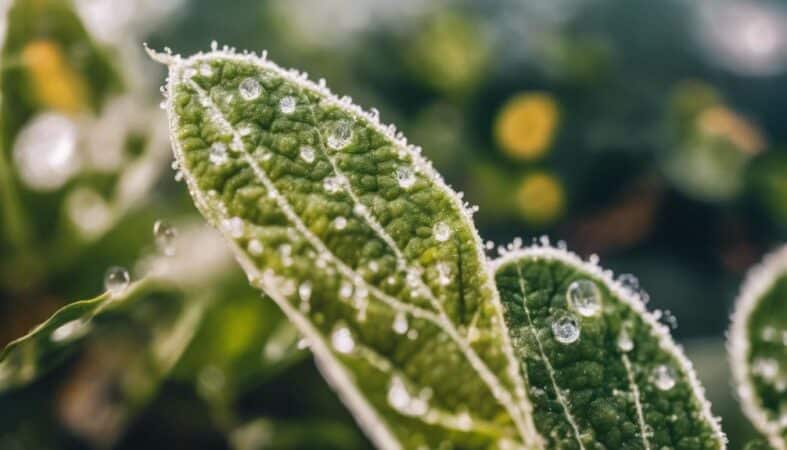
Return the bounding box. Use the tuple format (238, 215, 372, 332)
(730, 244, 787, 450)
(151, 45, 541, 449)
(493, 244, 726, 449)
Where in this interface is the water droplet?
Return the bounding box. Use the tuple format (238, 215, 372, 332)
(210, 142, 228, 165)
(617, 328, 634, 352)
(393, 312, 409, 334)
(334, 216, 347, 230)
(298, 281, 312, 302)
(552, 313, 580, 344)
(13, 113, 80, 191)
(433, 222, 451, 242)
(455, 411, 473, 430)
(279, 96, 296, 114)
(104, 266, 130, 295)
(51, 319, 88, 343)
(327, 121, 353, 150)
(387, 376, 428, 417)
(239, 78, 261, 101)
(339, 281, 354, 299)
(299, 146, 315, 163)
(396, 166, 416, 189)
(199, 63, 213, 77)
(353, 203, 367, 216)
(221, 217, 244, 238)
(297, 338, 309, 349)
(323, 176, 341, 194)
(436, 263, 451, 286)
(652, 364, 676, 391)
(153, 220, 177, 256)
(331, 326, 355, 354)
(567, 279, 602, 317)
(248, 239, 264, 256)
(278, 244, 293, 266)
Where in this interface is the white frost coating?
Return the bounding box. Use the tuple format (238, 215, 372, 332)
(729, 243, 787, 450)
(147, 43, 541, 449)
(492, 242, 728, 449)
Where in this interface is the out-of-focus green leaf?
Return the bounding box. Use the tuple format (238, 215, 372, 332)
(494, 243, 727, 449)
(730, 244, 787, 450)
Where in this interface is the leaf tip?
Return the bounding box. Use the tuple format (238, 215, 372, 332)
(144, 43, 180, 66)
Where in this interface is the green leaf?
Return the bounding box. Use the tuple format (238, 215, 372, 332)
(0, 277, 204, 393)
(493, 243, 726, 449)
(730, 244, 787, 450)
(150, 44, 541, 449)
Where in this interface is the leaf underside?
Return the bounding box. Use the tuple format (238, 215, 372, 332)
(155, 46, 541, 450)
(730, 244, 787, 450)
(494, 246, 726, 450)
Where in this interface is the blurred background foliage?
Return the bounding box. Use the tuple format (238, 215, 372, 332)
(1, 0, 786, 448)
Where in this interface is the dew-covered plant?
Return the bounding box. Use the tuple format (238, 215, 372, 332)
(730, 244, 787, 450)
(2, 25, 787, 446)
(139, 43, 735, 449)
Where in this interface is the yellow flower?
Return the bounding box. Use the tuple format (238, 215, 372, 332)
(515, 171, 565, 225)
(697, 106, 765, 154)
(21, 39, 88, 114)
(495, 92, 559, 160)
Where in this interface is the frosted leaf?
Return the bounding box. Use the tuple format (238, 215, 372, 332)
(494, 244, 726, 449)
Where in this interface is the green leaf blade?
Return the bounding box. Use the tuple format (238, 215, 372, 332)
(730, 244, 787, 450)
(153, 46, 540, 449)
(493, 244, 726, 450)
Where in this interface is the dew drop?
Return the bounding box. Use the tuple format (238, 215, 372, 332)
(239, 77, 261, 101)
(339, 281, 354, 299)
(331, 326, 355, 354)
(247, 239, 264, 256)
(104, 266, 130, 295)
(652, 364, 676, 391)
(323, 176, 341, 194)
(617, 328, 634, 352)
(333, 216, 347, 230)
(279, 96, 296, 114)
(433, 222, 452, 242)
(51, 319, 88, 343)
(299, 146, 315, 163)
(327, 121, 353, 150)
(396, 166, 416, 189)
(552, 313, 580, 344)
(297, 338, 309, 349)
(298, 281, 312, 303)
(393, 312, 409, 334)
(387, 376, 428, 417)
(153, 220, 177, 256)
(567, 279, 602, 317)
(199, 63, 213, 77)
(436, 263, 451, 286)
(210, 142, 228, 165)
(221, 217, 244, 238)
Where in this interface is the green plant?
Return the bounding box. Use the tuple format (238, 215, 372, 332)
(2, 38, 786, 449)
(730, 244, 787, 450)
